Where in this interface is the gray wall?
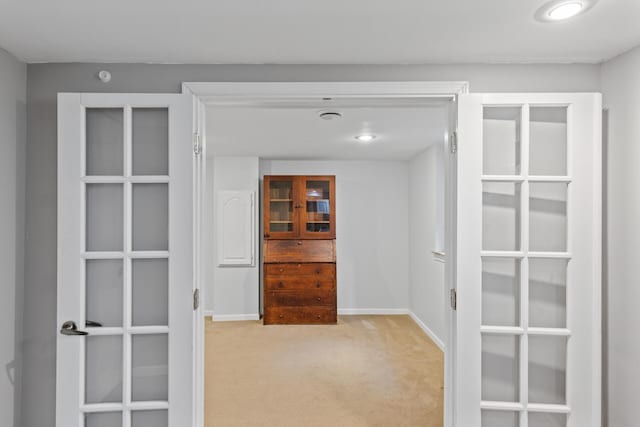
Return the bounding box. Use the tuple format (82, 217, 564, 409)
(24, 62, 601, 426)
(601, 45, 640, 427)
(0, 47, 26, 427)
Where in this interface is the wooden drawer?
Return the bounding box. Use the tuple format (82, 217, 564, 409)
(263, 307, 337, 325)
(265, 290, 335, 307)
(265, 263, 335, 278)
(264, 275, 335, 291)
(264, 239, 336, 263)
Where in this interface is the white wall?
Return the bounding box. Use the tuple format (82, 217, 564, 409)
(409, 145, 446, 346)
(260, 160, 410, 311)
(0, 47, 26, 427)
(206, 156, 260, 317)
(601, 45, 640, 427)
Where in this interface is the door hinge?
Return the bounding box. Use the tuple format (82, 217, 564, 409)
(193, 133, 202, 156)
(450, 289, 457, 311)
(193, 288, 200, 311)
(450, 131, 458, 154)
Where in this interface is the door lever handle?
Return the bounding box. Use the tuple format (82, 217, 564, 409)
(60, 320, 88, 336)
(85, 320, 102, 328)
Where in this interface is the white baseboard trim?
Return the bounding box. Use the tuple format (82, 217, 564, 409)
(338, 308, 410, 315)
(408, 311, 446, 351)
(205, 312, 260, 322)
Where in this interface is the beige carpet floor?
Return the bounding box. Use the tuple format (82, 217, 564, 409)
(205, 315, 444, 427)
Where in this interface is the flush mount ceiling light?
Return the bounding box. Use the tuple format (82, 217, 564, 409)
(355, 134, 376, 143)
(535, 0, 597, 22)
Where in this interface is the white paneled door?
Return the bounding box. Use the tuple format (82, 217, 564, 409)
(57, 94, 194, 427)
(455, 94, 602, 427)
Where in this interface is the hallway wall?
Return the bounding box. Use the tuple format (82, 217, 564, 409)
(0, 47, 26, 427)
(601, 44, 640, 427)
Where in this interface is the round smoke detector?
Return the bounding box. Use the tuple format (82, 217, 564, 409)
(318, 111, 343, 121)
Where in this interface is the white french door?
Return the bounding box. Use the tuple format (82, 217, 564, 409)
(57, 93, 195, 427)
(455, 93, 602, 427)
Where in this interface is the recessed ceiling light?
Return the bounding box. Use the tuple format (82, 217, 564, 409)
(535, 0, 596, 22)
(355, 134, 376, 143)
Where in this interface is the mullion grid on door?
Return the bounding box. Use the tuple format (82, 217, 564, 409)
(527, 103, 573, 422)
(124, 105, 172, 425)
(480, 103, 574, 425)
(479, 103, 529, 424)
(477, 105, 524, 425)
(79, 105, 128, 422)
(78, 103, 173, 424)
(481, 100, 577, 427)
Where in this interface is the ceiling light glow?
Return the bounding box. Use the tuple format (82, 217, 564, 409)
(535, 0, 596, 22)
(548, 2, 583, 20)
(355, 135, 376, 143)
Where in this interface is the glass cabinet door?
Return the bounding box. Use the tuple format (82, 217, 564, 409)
(300, 176, 335, 239)
(265, 176, 298, 238)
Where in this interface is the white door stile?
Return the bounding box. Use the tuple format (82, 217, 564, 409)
(57, 93, 83, 427)
(167, 93, 194, 427)
(456, 93, 601, 427)
(57, 93, 194, 427)
(191, 94, 207, 427)
(455, 93, 483, 427)
(443, 94, 458, 427)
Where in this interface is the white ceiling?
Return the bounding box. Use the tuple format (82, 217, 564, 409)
(1, 0, 638, 63)
(206, 99, 448, 160)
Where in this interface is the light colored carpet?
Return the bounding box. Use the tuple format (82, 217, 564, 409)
(205, 315, 444, 427)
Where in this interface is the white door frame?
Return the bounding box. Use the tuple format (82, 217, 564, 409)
(182, 80, 469, 427)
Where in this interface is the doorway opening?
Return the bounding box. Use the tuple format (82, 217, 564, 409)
(185, 83, 465, 427)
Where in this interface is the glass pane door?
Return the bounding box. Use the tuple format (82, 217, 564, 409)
(57, 93, 193, 427)
(456, 93, 601, 427)
(300, 176, 335, 239)
(265, 176, 298, 238)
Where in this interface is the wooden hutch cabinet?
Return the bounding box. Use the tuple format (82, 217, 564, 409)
(263, 175, 337, 324)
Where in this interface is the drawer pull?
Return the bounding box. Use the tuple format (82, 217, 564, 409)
(297, 241, 303, 245)
(317, 315, 321, 319)
(316, 297, 321, 302)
